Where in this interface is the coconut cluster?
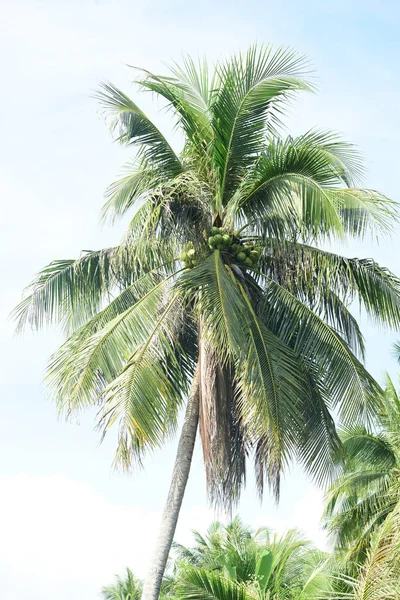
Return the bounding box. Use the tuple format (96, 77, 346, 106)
(179, 242, 200, 268)
(208, 227, 261, 268)
(180, 228, 261, 269)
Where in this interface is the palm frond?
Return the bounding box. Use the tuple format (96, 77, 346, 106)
(323, 382, 400, 567)
(350, 500, 400, 600)
(292, 129, 366, 185)
(229, 132, 397, 238)
(99, 294, 193, 467)
(393, 341, 400, 363)
(333, 187, 398, 238)
(293, 371, 342, 490)
(46, 270, 181, 414)
(259, 276, 382, 426)
(47, 274, 196, 468)
(234, 278, 309, 499)
(178, 252, 250, 504)
(260, 241, 400, 331)
(138, 57, 214, 141)
(12, 242, 176, 335)
(12, 249, 118, 334)
(176, 567, 251, 600)
(101, 158, 165, 223)
(136, 63, 215, 183)
(96, 82, 182, 175)
(114, 169, 211, 254)
(340, 427, 396, 472)
(177, 251, 246, 361)
(212, 45, 313, 209)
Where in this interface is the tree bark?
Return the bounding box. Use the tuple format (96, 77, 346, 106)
(140, 368, 200, 600)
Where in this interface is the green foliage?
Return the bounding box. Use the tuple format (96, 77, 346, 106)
(255, 550, 273, 591)
(102, 568, 142, 600)
(340, 502, 400, 600)
(172, 518, 334, 600)
(323, 374, 400, 567)
(96, 83, 182, 176)
(101, 515, 400, 599)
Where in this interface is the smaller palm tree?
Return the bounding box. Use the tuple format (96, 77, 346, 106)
(102, 568, 142, 600)
(172, 518, 332, 600)
(323, 374, 400, 565)
(101, 567, 174, 600)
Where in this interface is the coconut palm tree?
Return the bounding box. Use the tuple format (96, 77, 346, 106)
(323, 374, 400, 566)
(13, 46, 400, 600)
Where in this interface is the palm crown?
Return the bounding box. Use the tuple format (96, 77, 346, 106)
(14, 45, 400, 509)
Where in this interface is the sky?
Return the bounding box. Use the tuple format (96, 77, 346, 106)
(1, 0, 400, 598)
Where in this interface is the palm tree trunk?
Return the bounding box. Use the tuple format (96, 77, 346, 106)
(141, 367, 200, 600)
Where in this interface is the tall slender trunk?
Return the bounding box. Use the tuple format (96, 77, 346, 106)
(141, 368, 200, 600)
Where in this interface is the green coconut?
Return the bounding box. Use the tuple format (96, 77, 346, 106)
(222, 234, 231, 245)
(211, 226, 220, 236)
(214, 234, 223, 244)
(250, 250, 259, 260)
(237, 251, 246, 262)
(244, 257, 253, 266)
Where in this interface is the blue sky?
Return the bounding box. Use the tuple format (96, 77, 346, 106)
(1, 1, 400, 598)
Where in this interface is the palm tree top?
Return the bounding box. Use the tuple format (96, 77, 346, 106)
(95, 45, 396, 237)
